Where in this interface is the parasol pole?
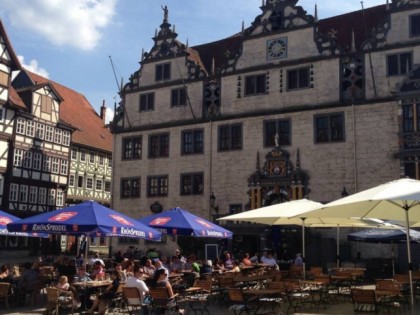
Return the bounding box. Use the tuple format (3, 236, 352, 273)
(336, 225, 340, 268)
(301, 218, 306, 280)
(403, 204, 415, 315)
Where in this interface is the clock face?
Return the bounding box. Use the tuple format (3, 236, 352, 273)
(267, 38, 287, 60)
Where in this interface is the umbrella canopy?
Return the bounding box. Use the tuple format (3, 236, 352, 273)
(0, 209, 47, 238)
(348, 228, 420, 243)
(139, 207, 233, 238)
(300, 178, 420, 314)
(7, 200, 161, 241)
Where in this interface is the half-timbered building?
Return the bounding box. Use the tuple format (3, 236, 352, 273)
(111, 0, 420, 266)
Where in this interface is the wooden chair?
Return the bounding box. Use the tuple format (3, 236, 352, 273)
(45, 287, 75, 315)
(227, 288, 258, 315)
(149, 287, 182, 315)
(351, 289, 378, 314)
(122, 286, 143, 315)
(0, 282, 12, 310)
(107, 283, 125, 314)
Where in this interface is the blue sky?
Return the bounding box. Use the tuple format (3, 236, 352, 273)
(0, 0, 387, 123)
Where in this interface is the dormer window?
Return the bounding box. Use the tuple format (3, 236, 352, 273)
(155, 63, 171, 81)
(40, 94, 53, 114)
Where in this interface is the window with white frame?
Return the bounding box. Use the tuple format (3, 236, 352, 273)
(23, 152, 32, 169)
(16, 118, 25, 135)
(98, 154, 104, 166)
(9, 184, 18, 201)
(69, 174, 75, 187)
(48, 189, 56, 205)
(56, 189, 63, 206)
(62, 131, 70, 146)
(86, 177, 93, 190)
(19, 185, 28, 202)
(45, 126, 54, 142)
(54, 129, 62, 144)
(13, 149, 23, 167)
(36, 123, 45, 139)
(89, 151, 95, 164)
(26, 121, 35, 137)
(60, 160, 68, 175)
(43, 156, 51, 172)
(96, 179, 103, 191)
(33, 153, 42, 170)
(51, 158, 59, 174)
(39, 188, 47, 205)
(80, 149, 86, 162)
(71, 148, 77, 160)
(29, 186, 38, 204)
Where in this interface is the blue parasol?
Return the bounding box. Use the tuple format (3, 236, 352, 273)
(138, 207, 233, 238)
(7, 200, 161, 241)
(0, 209, 48, 238)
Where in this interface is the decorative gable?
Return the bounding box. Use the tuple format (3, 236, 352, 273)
(245, 0, 315, 37)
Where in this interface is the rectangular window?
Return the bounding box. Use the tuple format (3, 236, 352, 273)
(29, 186, 38, 204)
(89, 151, 95, 164)
(218, 124, 243, 151)
(51, 158, 59, 174)
(56, 189, 64, 206)
(147, 175, 168, 197)
(98, 153, 104, 166)
(45, 126, 54, 142)
(33, 153, 42, 170)
(171, 88, 187, 107)
(264, 119, 291, 147)
(108, 156, 112, 167)
(80, 149, 86, 162)
(123, 137, 142, 160)
(287, 67, 310, 90)
(48, 189, 56, 205)
(0, 108, 4, 122)
(314, 113, 345, 143)
(23, 152, 32, 169)
(121, 178, 140, 198)
(39, 188, 47, 205)
(149, 133, 169, 158)
(410, 14, 420, 37)
(62, 130, 71, 146)
(13, 149, 23, 167)
(43, 156, 51, 172)
(36, 123, 45, 139)
(19, 185, 28, 202)
(77, 176, 84, 188)
(41, 95, 53, 114)
(26, 121, 35, 137)
(16, 118, 25, 135)
(60, 160, 68, 175)
(181, 129, 204, 154)
(139, 93, 155, 111)
(9, 184, 18, 201)
(86, 177, 93, 190)
(245, 74, 266, 96)
(96, 179, 103, 191)
(155, 63, 171, 81)
(105, 181, 111, 192)
(181, 173, 204, 195)
(71, 149, 77, 160)
(0, 71, 8, 87)
(69, 174, 75, 187)
(402, 103, 420, 132)
(387, 52, 412, 76)
(54, 129, 62, 144)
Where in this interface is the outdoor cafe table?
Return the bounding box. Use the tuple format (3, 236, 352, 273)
(73, 280, 113, 310)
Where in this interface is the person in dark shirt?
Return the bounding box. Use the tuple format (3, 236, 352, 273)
(85, 270, 121, 314)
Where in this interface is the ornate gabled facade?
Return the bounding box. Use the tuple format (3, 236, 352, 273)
(112, 0, 419, 261)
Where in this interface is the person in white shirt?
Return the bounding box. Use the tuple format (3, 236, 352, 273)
(125, 265, 149, 305)
(261, 252, 277, 266)
(89, 253, 105, 267)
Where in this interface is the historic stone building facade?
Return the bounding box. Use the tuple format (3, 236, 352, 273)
(112, 0, 420, 261)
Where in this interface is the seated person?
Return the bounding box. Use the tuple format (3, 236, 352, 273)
(242, 253, 253, 267)
(126, 265, 149, 313)
(228, 260, 241, 273)
(224, 253, 233, 270)
(85, 270, 121, 315)
(200, 260, 213, 275)
(169, 256, 183, 273)
(90, 261, 105, 280)
(18, 262, 39, 293)
(75, 266, 91, 282)
(0, 265, 13, 284)
(143, 259, 156, 278)
(115, 264, 127, 282)
(294, 253, 303, 266)
(151, 269, 184, 314)
(56, 275, 80, 308)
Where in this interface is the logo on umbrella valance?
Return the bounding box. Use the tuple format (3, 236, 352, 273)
(0, 216, 11, 226)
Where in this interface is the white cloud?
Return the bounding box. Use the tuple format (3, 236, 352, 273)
(18, 55, 50, 78)
(105, 106, 114, 125)
(2, 0, 117, 51)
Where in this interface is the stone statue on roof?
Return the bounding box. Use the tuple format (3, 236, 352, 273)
(161, 5, 168, 23)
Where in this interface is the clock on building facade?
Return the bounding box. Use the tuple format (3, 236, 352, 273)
(267, 37, 287, 60)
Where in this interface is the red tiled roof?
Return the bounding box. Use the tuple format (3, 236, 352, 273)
(8, 86, 26, 110)
(24, 70, 112, 153)
(318, 4, 388, 51)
